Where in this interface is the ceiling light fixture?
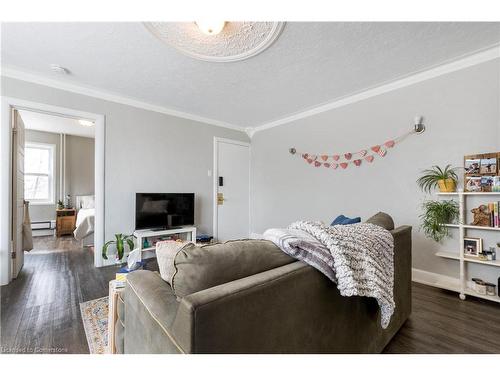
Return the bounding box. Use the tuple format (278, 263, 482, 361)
(195, 21, 226, 36)
(78, 119, 94, 127)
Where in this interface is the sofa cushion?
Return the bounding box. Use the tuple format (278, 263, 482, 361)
(170, 239, 295, 298)
(365, 212, 395, 230)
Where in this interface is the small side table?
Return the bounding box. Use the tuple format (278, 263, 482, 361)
(107, 280, 125, 354)
(56, 208, 76, 237)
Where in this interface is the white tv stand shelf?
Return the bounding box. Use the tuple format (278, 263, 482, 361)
(435, 191, 500, 303)
(133, 226, 197, 260)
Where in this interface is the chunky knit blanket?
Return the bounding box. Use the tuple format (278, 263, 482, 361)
(265, 221, 395, 328)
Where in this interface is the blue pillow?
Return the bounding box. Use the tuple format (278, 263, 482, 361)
(331, 215, 361, 226)
(331, 215, 347, 225)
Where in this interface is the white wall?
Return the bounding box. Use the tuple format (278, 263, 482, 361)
(2, 76, 249, 240)
(65, 134, 95, 201)
(250, 59, 500, 279)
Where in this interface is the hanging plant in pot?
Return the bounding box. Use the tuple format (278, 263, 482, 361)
(417, 165, 460, 193)
(102, 234, 135, 263)
(420, 200, 459, 242)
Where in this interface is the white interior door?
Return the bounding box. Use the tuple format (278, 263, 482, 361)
(214, 138, 250, 242)
(12, 109, 25, 278)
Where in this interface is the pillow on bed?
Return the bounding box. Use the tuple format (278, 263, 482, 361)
(80, 195, 95, 209)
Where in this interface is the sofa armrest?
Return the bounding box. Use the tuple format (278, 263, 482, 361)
(391, 225, 412, 326)
(124, 270, 184, 353)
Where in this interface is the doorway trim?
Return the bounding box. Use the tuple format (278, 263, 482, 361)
(1, 97, 106, 285)
(212, 137, 251, 242)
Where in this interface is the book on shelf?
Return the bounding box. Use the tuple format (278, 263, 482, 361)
(485, 201, 500, 228)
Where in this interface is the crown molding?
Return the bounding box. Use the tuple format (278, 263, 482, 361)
(252, 45, 500, 134)
(3, 44, 500, 136)
(1, 66, 245, 133)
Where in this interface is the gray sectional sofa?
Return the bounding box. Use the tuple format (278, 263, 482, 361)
(115, 213, 412, 353)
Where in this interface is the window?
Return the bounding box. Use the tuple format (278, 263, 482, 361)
(24, 142, 56, 205)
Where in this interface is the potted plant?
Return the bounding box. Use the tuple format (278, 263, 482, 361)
(57, 200, 64, 210)
(417, 165, 460, 193)
(102, 234, 135, 262)
(420, 200, 459, 242)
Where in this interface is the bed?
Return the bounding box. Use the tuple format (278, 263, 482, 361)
(74, 195, 95, 247)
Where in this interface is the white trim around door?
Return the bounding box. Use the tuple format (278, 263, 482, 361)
(212, 137, 251, 242)
(0, 97, 106, 285)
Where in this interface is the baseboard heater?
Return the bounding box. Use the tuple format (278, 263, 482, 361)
(31, 220, 56, 230)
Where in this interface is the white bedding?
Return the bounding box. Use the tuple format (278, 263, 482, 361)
(74, 208, 95, 240)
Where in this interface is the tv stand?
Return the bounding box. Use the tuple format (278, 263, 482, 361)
(133, 226, 197, 260)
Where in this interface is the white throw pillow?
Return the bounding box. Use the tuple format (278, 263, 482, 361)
(155, 240, 191, 285)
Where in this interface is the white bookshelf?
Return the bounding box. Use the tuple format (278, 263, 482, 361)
(435, 191, 500, 303)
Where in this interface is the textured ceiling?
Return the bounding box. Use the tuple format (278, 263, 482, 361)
(2, 22, 500, 128)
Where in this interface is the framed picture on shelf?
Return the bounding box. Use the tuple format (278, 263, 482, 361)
(480, 176, 494, 192)
(480, 157, 497, 175)
(465, 176, 482, 192)
(493, 176, 500, 192)
(465, 158, 481, 175)
(464, 152, 500, 192)
(464, 237, 483, 258)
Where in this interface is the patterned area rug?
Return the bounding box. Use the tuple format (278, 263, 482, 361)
(80, 296, 109, 354)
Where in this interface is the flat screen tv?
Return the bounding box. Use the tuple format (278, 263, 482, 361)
(135, 193, 194, 230)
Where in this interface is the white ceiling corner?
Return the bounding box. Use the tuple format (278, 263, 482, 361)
(2, 22, 500, 132)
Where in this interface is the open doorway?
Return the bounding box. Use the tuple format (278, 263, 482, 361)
(18, 109, 96, 271)
(1, 98, 106, 286)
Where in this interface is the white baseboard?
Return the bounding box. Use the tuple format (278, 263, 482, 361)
(412, 268, 460, 292)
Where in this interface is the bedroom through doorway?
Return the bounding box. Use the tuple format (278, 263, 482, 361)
(18, 109, 96, 269)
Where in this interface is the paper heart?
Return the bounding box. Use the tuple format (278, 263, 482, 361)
(314, 161, 321, 167)
(384, 140, 395, 148)
(331, 163, 338, 169)
(323, 163, 330, 168)
(344, 153, 352, 160)
(302, 153, 308, 159)
(307, 158, 313, 164)
(332, 155, 340, 161)
(353, 159, 362, 167)
(371, 145, 381, 153)
(365, 155, 374, 163)
(378, 148, 387, 157)
(321, 155, 329, 161)
(358, 150, 367, 157)
(340, 163, 348, 169)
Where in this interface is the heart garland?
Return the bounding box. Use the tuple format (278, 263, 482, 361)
(298, 139, 397, 170)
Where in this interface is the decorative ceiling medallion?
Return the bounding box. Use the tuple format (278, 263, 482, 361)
(144, 22, 285, 63)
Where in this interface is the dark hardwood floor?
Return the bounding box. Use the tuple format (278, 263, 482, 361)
(1, 236, 500, 354)
(1, 236, 116, 354)
(384, 282, 500, 354)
